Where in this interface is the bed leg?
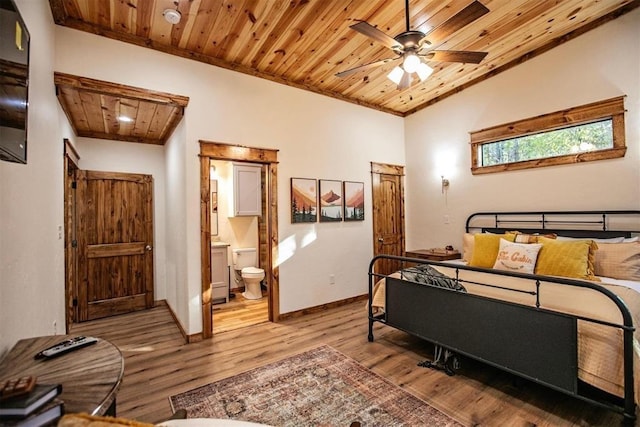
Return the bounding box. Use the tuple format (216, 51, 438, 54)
(368, 320, 374, 342)
(622, 414, 636, 427)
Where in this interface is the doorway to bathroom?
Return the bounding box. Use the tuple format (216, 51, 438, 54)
(199, 141, 279, 339)
(209, 160, 268, 333)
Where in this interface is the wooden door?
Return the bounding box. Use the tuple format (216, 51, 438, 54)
(371, 163, 405, 276)
(76, 170, 154, 321)
(63, 140, 80, 331)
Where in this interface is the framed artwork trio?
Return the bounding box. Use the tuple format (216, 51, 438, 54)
(291, 178, 364, 223)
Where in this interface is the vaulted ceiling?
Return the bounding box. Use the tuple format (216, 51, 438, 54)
(49, 0, 639, 119)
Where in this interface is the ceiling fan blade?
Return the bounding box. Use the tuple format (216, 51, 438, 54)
(397, 71, 412, 90)
(428, 50, 488, 64)
(350, 21, 402, 50)
(335, 57, 399, 78)
(422, 1, 489, 47)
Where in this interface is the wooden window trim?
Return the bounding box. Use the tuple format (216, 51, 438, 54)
(470, 96, 626, 175)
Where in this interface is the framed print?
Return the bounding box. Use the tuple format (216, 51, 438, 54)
(343, 181, 365, 221)
(291, 178, 317, 223)
(319, 179, 343, 222)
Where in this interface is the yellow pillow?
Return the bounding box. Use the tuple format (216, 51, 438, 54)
(509, 231, 558, 244)
(594, 242, 640, 281)
(535, 237, 598, 281)
(469, 233, 515, 268)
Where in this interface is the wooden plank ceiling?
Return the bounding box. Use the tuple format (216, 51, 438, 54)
(49, 0, 639, 119)
(54, 72, 189, 145)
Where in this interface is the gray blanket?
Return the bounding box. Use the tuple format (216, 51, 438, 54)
(399, 264, 467, 292)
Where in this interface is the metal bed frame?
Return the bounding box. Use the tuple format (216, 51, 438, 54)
(368, 210, 640, 424)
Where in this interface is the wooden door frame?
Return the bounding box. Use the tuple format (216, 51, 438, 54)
(63, 139, 80, 332)
(199, 141, 279, 339)
(370, 162, 406, 259)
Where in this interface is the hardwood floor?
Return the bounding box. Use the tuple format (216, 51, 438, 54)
(212, 290, 268, 334)
(70, 302, 630, 426)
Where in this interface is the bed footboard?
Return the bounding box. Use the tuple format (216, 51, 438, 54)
(386, 276, 578, 392)
(368, 254, 637, 425)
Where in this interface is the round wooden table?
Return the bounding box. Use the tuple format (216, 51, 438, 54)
(0, 335, 124, 416)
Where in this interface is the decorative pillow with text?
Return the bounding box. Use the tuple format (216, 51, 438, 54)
(493, 238, 542, 274)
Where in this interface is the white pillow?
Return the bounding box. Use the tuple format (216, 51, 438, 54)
(624, 236, 639, 243)
(556, 235, 624, 243)
(493, 238, 542, 274)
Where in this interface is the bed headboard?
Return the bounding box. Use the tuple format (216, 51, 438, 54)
(465, 210, 640, 238)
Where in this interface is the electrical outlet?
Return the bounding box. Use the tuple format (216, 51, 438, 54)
(57, 225, 63, 240)
(444, 215, 450, 224)
(329, 274, 335, 285)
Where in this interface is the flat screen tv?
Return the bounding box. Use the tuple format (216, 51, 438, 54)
(0, 0, 29, 164)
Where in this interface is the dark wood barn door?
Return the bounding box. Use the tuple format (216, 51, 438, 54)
(371, 162, 405, 276)
(76, 170, 154, 321)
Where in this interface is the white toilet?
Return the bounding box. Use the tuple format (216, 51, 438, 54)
(232, 248, 265, 300)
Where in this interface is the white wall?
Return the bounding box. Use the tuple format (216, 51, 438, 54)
(163, 119, 187, 329)
(404, 8, 640, 252)
(73, 138, 168, 300)
(0, 1, 74, 354)
(210, 161, 259, 250)
(210, 160, 260, 284)
(53, 27, 405, 333)
(6, 4, 631, 346)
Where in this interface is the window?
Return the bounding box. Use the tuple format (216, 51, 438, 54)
(470, 97, 626, 175)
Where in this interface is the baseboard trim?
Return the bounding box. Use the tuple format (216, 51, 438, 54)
(278, 294, 368, 321)
(158, 294, 367, 340)
(155, 300, 203, 343)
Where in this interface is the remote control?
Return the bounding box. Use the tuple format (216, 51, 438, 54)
(34, 336, 98, 359)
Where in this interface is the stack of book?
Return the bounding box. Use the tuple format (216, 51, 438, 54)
(0, 376, 63, 427)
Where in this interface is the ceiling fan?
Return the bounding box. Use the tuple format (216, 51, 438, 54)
(336, 0, 490, 89)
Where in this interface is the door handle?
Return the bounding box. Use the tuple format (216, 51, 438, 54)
(377, 238, 384, 243)
(145, 245, 153, 251)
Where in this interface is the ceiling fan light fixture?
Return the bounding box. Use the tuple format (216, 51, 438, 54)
(335, 1, 489, 91)
(416, 62, 433, 81)
(402, 52, 421, 74)
(387, 66, 405, 85)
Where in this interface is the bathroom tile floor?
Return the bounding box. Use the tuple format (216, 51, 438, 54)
(212, 289, 269, 334)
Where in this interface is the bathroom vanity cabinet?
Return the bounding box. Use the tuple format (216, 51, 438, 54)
(211, 243, 230, 304)
(230, 163, 261, 217)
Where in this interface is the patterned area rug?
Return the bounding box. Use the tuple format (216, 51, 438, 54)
(169, 345, 462, 426)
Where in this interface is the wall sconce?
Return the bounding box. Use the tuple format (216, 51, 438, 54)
(441, 176, 450, 194)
